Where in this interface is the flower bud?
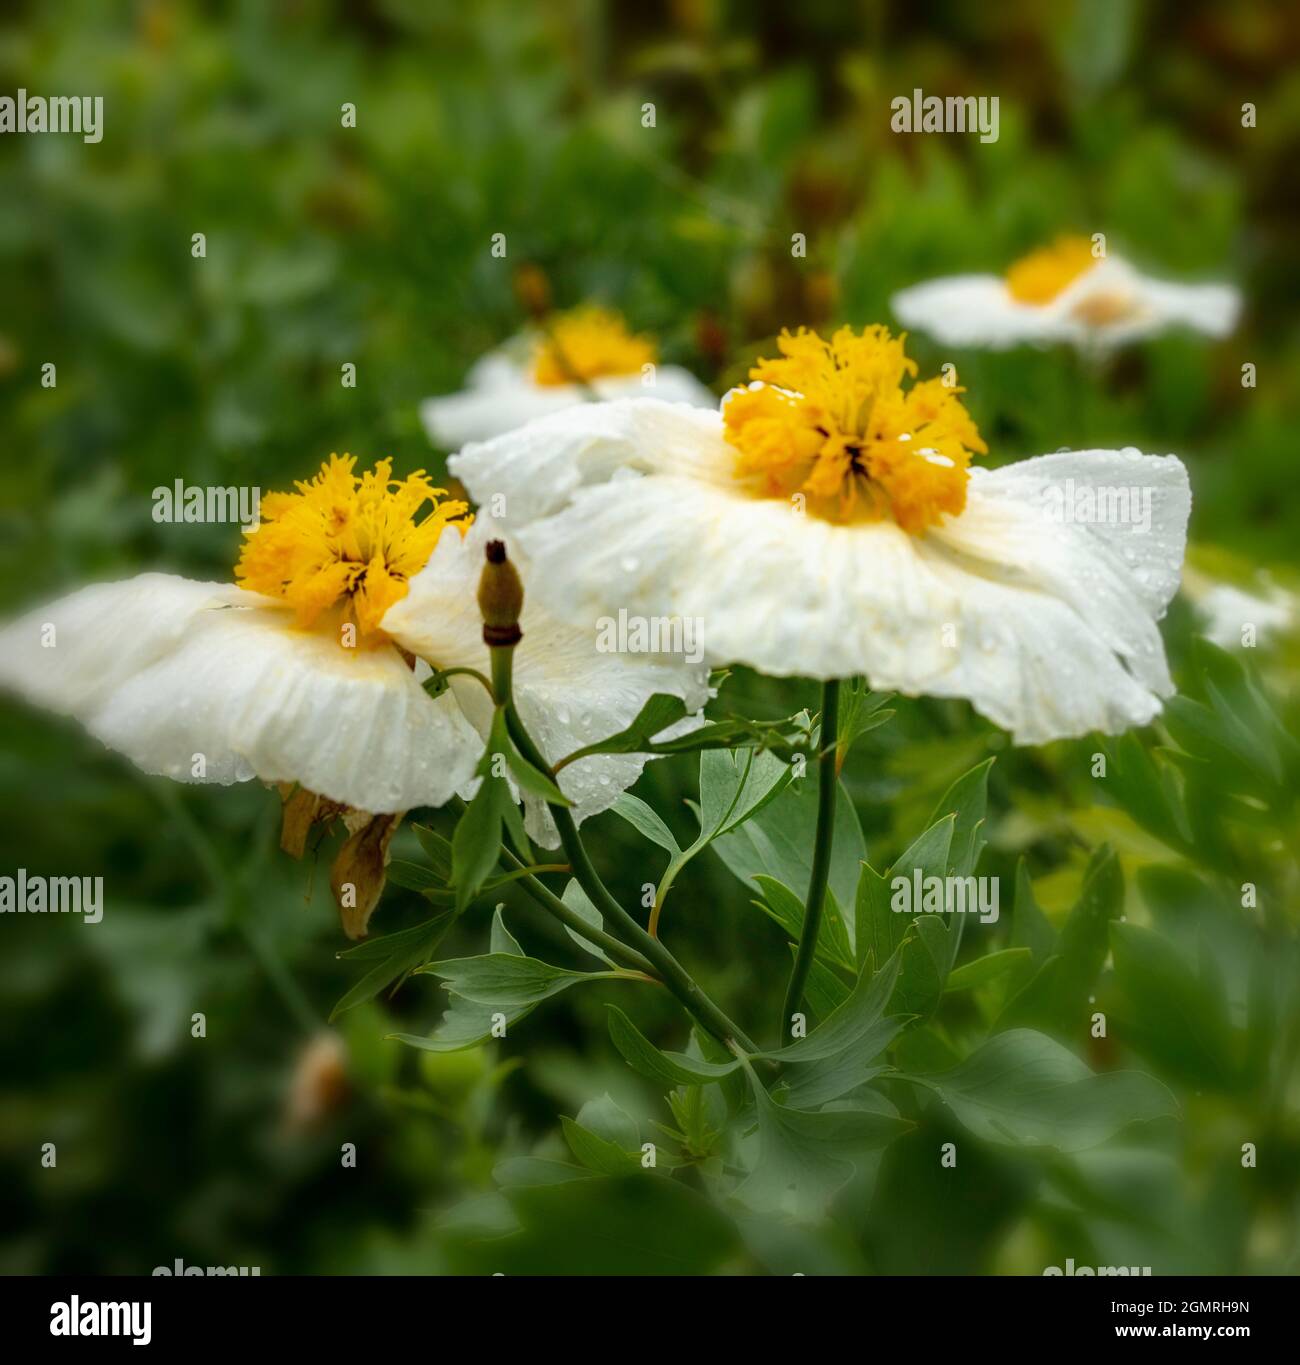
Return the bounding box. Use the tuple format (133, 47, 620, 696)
(478, 539, 524, 647)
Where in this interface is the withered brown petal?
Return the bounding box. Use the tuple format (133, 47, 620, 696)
(330, 812, 404, 940)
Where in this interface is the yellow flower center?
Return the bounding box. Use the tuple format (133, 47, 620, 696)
(1004, 235, 1099, 304)
(723, 325, 986, 533)
(532, 307, 656, 387)
(235, 454, 469, 641)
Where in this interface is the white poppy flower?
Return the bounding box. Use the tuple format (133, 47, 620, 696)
(0, 456, 708, 844)
(1181, 568, 1295, 651)
(451, 325, 1192, 746)
(891, 236, 1240, 350)
(420, 306, 715, 448)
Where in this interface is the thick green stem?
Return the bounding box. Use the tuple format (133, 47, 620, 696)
(502, 699, 758, 1053)
(781, 679, 840, 1036)
(549, 801, 759, 1053)
(489, 646, 514, 707)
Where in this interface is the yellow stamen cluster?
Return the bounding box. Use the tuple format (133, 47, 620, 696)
(532, 306, 656, 387)
(236, 454, 468, 640)
(723, 325, 986, 533)
(1004, 235, 1098, 304)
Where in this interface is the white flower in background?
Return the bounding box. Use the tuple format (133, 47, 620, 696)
(420, 305, 715, 448)
(1181, 567, 1296, 650)
(0, 455, 707, 932)
(451, 325, 1192, 745)
(891, 236, 1240, 350)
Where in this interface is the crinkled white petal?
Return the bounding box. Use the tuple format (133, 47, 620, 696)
(0, 573, 482, 813)
(451, 399, 1190, 745)
(450, 396, 732, 518)
(421, 350, 715, 448)
(382, 520, 711, 846)
(892, 256, 1240, 349)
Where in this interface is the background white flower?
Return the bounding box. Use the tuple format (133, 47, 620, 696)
(421, 306, 716, 447)
(891, 236, 1239, 350)
(1182, 568, 1296, 651)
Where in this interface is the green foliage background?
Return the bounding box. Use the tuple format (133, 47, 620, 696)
(1, 0, 1298, 1275)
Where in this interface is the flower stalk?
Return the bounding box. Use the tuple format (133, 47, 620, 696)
(476, 541, 757, 1053)
(780, 678, 840, 1035)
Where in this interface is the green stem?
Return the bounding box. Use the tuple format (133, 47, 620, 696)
(503, 699, 759, 1053)
(487, 636, 757, 1050)
(431, 666, 495, 698)
(499, 846, 658, 977)
(781, 679, 840, 1036)
(490, 646, 514, 705)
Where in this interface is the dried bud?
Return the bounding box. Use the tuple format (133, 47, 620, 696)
(478, 540, 524, 647)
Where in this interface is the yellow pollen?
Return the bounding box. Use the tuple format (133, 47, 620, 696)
(235, 454, 469, 640)
(723, 325, 987, 533)
(532, 306, 656, 387)
(1005, 235, 1099, 304)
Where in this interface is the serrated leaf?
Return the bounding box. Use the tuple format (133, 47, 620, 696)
(737, 1068, 912, 1216)
(904, 1028, 1178, 1152)
(610, 792, 681, 855)
(489, 905, 524, 957)
(606, 1004, 742, 1085)
(412, 824, 453, 882)
(393, 950, 618, 1053)
(699, 747, 791, 841)
(558, 693, 689, 765)
(452, 772, 511, 912)
(765, 950, 904, 1064)
(713, 772, 867, 940)
(753, 874, 854, 973)
(944, 948, 1033, 994)
(836, 679, 895, 765)
(576, 1093, 641, 1149)
(330, 912, 454, 1021)
(504, 739, 572, 805)
(386, 859, 445, 892)
(855, 815, 954, 972)
(1109, 921, 1239, 1089)
(561, 1117, 643, 1176)
(559, 878, 616, 966)
(926, 757, 993, 879)
(1010, 858, 1055, 964)
(418, 953, 611, 1007)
